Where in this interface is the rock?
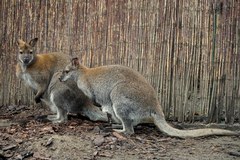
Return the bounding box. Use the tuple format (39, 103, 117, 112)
(21, 151, 34, 158)
(14, 138, 23, 144)
(92, 126, 101, 133)
(16, 105, 26, 111)
(93, 135, 105, 146)
(7, 105, 16, 111)
(0, 119, 14, 127)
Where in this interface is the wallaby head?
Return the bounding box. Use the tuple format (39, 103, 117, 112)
(59, 57, 80, 82)
(17, 38, 38, 66)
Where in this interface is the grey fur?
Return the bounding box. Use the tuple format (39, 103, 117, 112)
(41, 71, 108, 123)
(60, 58, 238, 138)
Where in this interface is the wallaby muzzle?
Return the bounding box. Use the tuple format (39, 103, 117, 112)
(23, 58, 31, 65)
(59, 73, 64, 82)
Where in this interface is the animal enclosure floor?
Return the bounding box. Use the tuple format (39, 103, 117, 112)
(0, 105, 240, 160)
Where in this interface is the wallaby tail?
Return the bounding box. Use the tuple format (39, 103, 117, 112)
(152, 108, 238, 138)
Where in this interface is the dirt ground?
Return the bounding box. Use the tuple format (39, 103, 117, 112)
(0, 105, 240, 160)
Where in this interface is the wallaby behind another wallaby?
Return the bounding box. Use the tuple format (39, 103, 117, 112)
(59, 57, 239, 138)
(41, 71, 108, 123)
(16, 38, 108, 123)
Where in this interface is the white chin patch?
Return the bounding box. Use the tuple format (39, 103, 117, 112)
(20, 59, 24, 64)
(63, 75, 70, 81)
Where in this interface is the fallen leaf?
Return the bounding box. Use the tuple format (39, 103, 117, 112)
(98, 152, 113, 158)
(33, 152, 51, 160)
(15, 154, 23, 160)
(2, 144, 17, 151)
(44, 137, 53, 147)
(68, 126, 76, 129)
(112, 132, 127, 140)
(69, 121, 78, 126)
(93, 151, 98, 156)
(157, 137, 172, 142)
(3, 150, 14, 158)
(41, 126, 55, 133)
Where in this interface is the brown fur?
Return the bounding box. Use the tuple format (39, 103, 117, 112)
(16, 38, 108, 123)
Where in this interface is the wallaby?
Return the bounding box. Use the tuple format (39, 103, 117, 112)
(16, 38, 108, 122)
(41, 71, 108, 123)
(59, 57, 238, 138)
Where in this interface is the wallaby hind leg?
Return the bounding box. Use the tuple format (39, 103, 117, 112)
(113, 117, 134, 135)
(47, 103, 59, 121)
(47, 103, 67, 123)
(52, 107, 68, 123)
(112, 104, 134, 135)
(81, 103, 109, 122)
(101, 105, 121, 124)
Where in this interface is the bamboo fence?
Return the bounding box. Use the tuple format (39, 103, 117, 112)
(0, 0, 239, 123)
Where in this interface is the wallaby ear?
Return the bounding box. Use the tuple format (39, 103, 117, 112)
(17, 39, 25, 47)
(71, 57, 79, 67)
(29, 38, 38, 47)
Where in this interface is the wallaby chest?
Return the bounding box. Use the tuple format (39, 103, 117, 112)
(20, 70, 39, 91)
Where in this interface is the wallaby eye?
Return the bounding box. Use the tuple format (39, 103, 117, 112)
(29, 51, 33, 54)
(19, 51, 23, 54)
(65, 70, 69, 74)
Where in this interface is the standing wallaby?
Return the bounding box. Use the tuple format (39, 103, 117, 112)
(16, 38, 108, 123)
(59, 57, 238, 138)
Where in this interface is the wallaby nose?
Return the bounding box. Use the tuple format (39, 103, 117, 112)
(23, 58, 30, 64)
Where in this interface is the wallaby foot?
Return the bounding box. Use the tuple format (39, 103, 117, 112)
(113, 104, 135, 135)
(113, 117, 134, 135)
(48, 115, 67, 124)
(107, 112, 113, 124)
(51, 118, 66, 123)
(113, 128, 134, 135)
(47, 108, 68, 123)
(47, 115, 58, 121)
(111, 124, 123, 129)
(101, 123, 123, 132)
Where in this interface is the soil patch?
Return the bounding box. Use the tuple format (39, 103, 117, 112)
(0, 105, 240, 160)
